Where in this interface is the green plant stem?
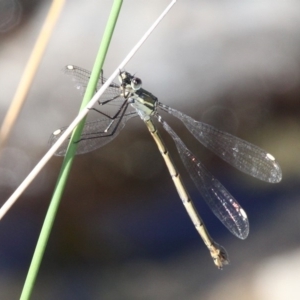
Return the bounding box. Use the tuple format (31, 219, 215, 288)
(20, 1, 123, 299)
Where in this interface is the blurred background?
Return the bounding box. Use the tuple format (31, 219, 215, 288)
(0, 0, 300, 299)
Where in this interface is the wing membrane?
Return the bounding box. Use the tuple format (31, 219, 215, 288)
(159, 103, 282, 183)
(49, 111, 137, 156)
(64, 65, 122, 107)
(159, 116, 249, 239)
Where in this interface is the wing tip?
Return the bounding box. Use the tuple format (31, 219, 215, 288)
(269, 161, 282, 183)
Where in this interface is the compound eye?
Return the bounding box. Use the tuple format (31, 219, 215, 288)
(131, 77, 142, 90)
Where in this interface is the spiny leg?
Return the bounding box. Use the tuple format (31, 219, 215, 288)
(76, 102, 130, 142)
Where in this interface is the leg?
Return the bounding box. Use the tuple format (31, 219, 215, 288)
(90, 98, 129, 120)
(77, 102, 130, 142)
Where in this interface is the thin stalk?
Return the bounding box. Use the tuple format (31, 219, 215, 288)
(0, 0, 66, 153)
(19, 1, 123, 299)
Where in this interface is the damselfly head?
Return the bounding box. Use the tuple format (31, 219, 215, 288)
(119, 71, 142, 91)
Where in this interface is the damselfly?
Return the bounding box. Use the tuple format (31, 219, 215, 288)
(50, 65, 282, 268)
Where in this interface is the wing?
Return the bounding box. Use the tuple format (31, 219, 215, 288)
(159, 103, 282, 183)
(159, 116, 249, 239)
(63, 65, 123, 107)
(49, 111, 137, 156)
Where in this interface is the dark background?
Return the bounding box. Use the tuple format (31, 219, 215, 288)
(0, 0, 300, 299)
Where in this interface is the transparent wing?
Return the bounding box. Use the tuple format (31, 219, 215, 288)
(158, 116, 249, 239)
(64, 65, 123, 107)
(49, 111, 137, 156)
(159, 103, 282, 183)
